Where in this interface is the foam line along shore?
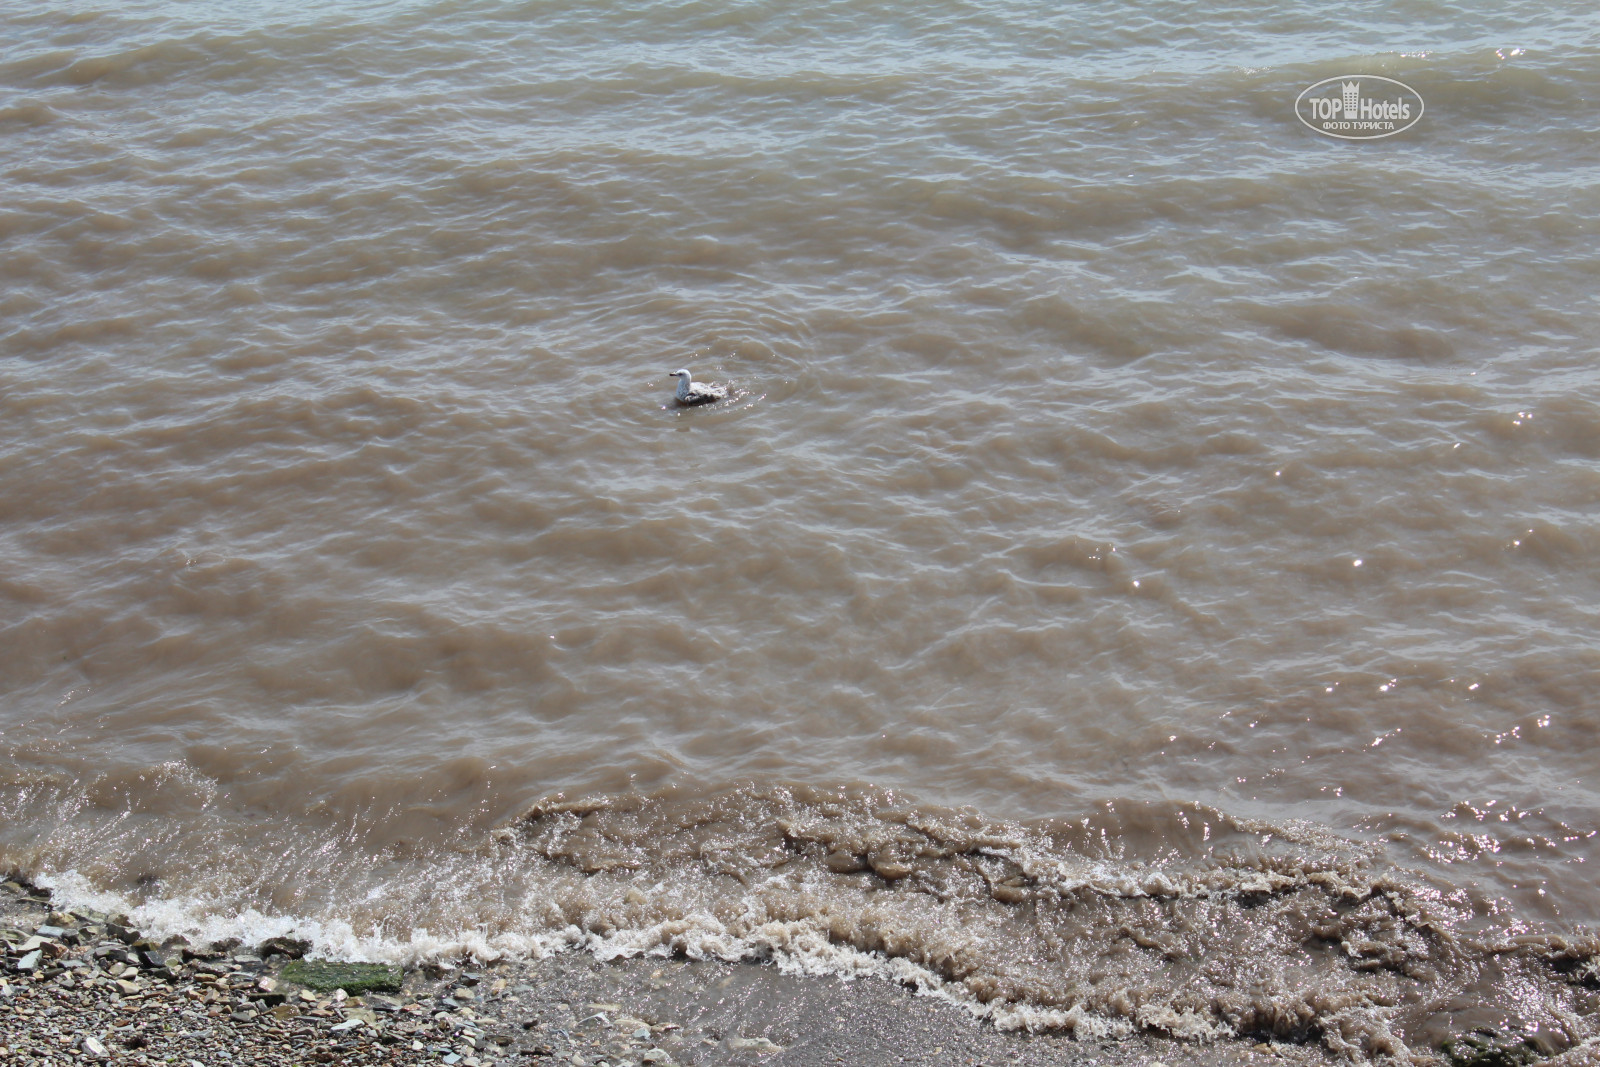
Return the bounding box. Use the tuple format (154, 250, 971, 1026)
(2, 875, 1373, 1067)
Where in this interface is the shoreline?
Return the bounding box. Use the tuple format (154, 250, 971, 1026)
(0, 876, 1358, 1067)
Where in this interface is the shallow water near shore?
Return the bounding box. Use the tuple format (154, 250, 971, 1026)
(3, 0, 1600, 1060)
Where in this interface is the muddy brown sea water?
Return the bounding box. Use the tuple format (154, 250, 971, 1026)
(2, 0, 1599, 1061)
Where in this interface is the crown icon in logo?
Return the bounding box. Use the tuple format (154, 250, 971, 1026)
(1342, 81, 1360, 117)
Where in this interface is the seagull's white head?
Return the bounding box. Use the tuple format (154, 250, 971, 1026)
(669, 368, 692, 382)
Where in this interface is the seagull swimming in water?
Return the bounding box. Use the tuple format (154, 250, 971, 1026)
(668, 368, 728, 406)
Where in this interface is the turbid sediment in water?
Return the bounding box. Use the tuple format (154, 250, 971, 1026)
(4, 10, 1600, 1067)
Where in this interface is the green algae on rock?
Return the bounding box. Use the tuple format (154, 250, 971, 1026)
(1442, 1030, 1548, 1067)
(279, 959, 402, 994)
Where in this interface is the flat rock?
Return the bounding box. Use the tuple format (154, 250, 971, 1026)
(729, 1035, 785, 1053)
(280, 960, 403, 994)
(105, 923, 140, 945)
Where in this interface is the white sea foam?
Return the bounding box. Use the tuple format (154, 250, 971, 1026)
(35, 869, 584, 966)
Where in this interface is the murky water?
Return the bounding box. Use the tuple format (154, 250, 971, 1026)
(3, 0, 1600, 1058)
